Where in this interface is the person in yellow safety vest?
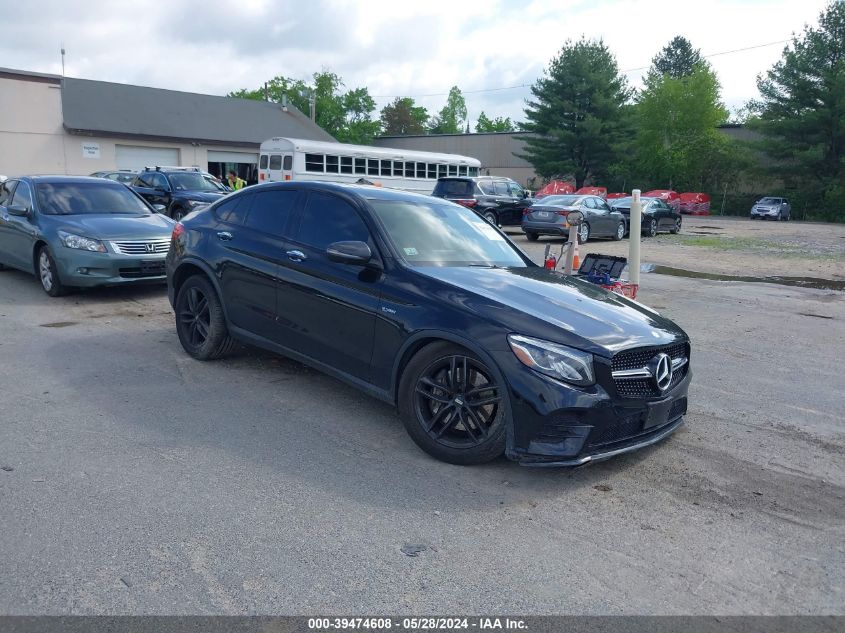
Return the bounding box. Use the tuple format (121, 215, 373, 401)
(227, 170, 247, 191)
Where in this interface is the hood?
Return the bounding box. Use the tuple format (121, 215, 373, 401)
(48, 213, 175, 240)
(414, 266, 687, 356)
(177, 191, 225, 203)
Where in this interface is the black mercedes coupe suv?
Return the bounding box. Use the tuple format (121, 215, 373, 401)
(166, 182, 691, 466)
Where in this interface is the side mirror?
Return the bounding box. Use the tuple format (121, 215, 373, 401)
(326, 241, 372, 266)
(7, 203, 29, 217)
(153, 204, 167, 213)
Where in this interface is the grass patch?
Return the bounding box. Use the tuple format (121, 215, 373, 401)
(663, 234, 841, 260)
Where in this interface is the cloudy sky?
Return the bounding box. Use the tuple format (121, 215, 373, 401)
(0, 0, 829, 126)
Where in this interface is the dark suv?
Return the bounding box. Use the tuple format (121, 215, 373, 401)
(132, 167, 227, 220)
(431, 176, 531, 226)
(166, 181, 691, 467)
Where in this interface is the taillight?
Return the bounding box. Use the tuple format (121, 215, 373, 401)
(556, 210, 569, 216)
(259, 172, 265, 181)
(454, 199, 477, 208)
(171, 222, 185, 241)
(523, 208, 531, 216)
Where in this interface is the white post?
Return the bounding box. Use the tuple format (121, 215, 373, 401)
(563, 220, 578, 275)
(628, 189, 642, 287)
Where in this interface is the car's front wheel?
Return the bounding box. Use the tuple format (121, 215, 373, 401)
(37, 246, 68, 297)
(175, 275, 236, 360)
(398, 342, 507, 465)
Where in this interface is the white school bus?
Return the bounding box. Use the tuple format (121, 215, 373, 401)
(258, 137, 481, 195)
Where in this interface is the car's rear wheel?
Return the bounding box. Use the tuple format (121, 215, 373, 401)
(525, 232, 539, 242)
(577, 222, 590, 243)
(483, 211, 497, 225)
(670, 217, 682, 234)
(38, 246, 68, 297)
(612, 222, 625, 241)
(398, 342, 507, 465)
(175, 275, 235, 360)
(645, 218, 658, 237)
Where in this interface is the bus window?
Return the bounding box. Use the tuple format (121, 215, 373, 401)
(393, 161, 404, 176)
(305, 154, 324, 172)
(367, 159, 379, 176)
(448, 165, 457, 176)
(355, 158, 366, 175)
(259, 155, 269, 169)
(340, 157, 353, 174)
(468, 166, 478, 177)
(405, 162, 414, 178)
(458, 165, 468, 176)
(326, 155, 339, 173)
(380, 160, 392, 176)
(283, 155, 292, 170)
(269, 155, 282, 170)
(427, 164, 437, 179)
(416, 162, 426, 178)
(438, 165, 447, 178)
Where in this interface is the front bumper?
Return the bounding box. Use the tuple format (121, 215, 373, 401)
(491, 349, 691, 466)
(54, 249, 167, 287)
(750, 209, 778, 218)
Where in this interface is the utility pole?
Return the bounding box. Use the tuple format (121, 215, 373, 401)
(60, 44, 66, 76)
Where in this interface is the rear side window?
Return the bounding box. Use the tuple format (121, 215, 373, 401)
(297, 192, 370, 251)
(477, 181, 495, 195)
(244, 190, 298, 236)
(215, 194, 253, 225)
(493, 182, 510, 195)
(433, 180, 473, 197)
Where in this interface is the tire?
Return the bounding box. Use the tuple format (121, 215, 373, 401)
(398, 342, 508, 465)
(670, 217, 682, 234)
(645, 218, 658, 237)
(37, 246, 68, 297)
(612, 222, 625, 241)
(174, 275, 236, 360)
(525, 232, 539, 242)
(483, 211, 497, 225)
(577, 222, 590, 244)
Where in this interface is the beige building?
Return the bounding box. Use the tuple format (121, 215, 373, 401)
(0, 67, 333, 181)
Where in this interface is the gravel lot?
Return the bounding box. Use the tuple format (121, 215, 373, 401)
(0, 216, 842, 615)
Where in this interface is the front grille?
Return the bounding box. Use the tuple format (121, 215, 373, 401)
(588, 414, 643, 448)
(111, 239, 170, 255)
(612, 342, 689, 398)
(119, 264, 165, 278)
(668, 397, 688, 420)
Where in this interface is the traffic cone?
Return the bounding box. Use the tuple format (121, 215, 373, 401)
(572, 239, 581, 271)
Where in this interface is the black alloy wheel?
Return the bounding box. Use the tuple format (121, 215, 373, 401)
(399, 343, 507, 464)
(175, 275, 235, 360)
(483, 211, 498, 225)
(670, 217, 682, 234)
(646, 218, 658, 237)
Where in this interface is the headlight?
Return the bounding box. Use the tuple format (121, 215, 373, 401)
(508, 334, 594, 386)
(186, 200, 204, 207)
(58, 231, 106, 252)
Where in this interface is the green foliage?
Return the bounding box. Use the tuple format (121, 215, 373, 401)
(228, 71, 381, 144)
(475, 112, 515, 133)
(520, 39, 632, 189)
(651, 36, 702, 79)
(428, 86, 468, 134)
(379, 97, 429, 136)
(748, 1, 845, 222)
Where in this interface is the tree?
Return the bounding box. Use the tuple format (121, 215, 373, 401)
(652, 36, 702, 79)
(428, 86, 468, 134)
(229, 71, 381, 144)
(749, 1, 845, 220)
(633, 61, 732, 191)
(379, 97, 429, 135)
(476, 112, 515, 133)
(519, 39, 632, 189)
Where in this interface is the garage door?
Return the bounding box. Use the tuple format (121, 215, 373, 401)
(207, 150, 258, 164)
(115, 145, 180, 171)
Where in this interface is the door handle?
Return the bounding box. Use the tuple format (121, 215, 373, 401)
(216, 231, 233, 241)
(286, 250, 306, 262)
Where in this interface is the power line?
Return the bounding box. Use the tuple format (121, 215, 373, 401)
(372, 38, 791, 100)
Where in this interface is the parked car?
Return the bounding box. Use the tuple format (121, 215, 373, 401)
(431, 176, 531, 226)
(574, 186, 607, 199)
(131, 167, 227, 220)
(522, 194, 626, 242)
(750, 197, 790, 220)
(610, 196, 682, 237)
(167, 182, 691, 466)
(90, 170, 137, 184)
(535, 180, 575, 199)
(0, 176, 175, 296)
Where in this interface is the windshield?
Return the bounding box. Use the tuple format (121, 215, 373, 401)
(35, 182, 151, 215)
(169, 172, 220, 192)
(537, 195, 583, 207)
(612, 197, 655, 206)
(369, 198, 527, 268)
(759, 197, 780, 204)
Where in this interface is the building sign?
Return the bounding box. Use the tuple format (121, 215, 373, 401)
(82, 142, 100, 159)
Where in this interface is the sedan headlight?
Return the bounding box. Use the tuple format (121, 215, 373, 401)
(186, 200, 205, 207)
(508, 334, 594, 386)
(58, 231, 106, 253)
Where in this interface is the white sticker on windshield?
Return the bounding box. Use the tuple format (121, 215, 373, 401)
(478, 224, 505, 241)
(403, 247, 418, 256)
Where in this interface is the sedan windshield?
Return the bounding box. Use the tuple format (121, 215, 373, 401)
(369, 198, 527, 268)
(759, 197, 780, 204)
(169, 173, 220, 192)
(35, 182, 152, 215)
(538, 195, 583, 207)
